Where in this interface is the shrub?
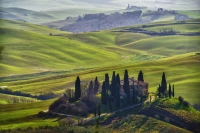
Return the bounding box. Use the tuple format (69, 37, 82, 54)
(178, 96, 184, 104)
(183, 100, 190, 107)
(49, 95, 67, 111)
(59, 117, 75, 126)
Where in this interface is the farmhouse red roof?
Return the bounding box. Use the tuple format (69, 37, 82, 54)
(120, 78, 148, 86)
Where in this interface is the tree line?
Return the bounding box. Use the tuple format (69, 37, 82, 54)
(0, 87, 59, 100)
(101, 70, 146, 112)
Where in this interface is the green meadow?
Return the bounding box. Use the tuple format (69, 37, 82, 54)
(0, 18, 200, 130)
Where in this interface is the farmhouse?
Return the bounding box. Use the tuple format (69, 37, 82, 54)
(120, 77, 148, 96)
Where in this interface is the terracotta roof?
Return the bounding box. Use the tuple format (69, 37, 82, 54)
(120, 78, 148, 86)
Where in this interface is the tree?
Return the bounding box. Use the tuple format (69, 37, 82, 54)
(172, 84, 175, 97)
(111, 71, 117, 97)
(161, 72, 167, 95)
(115, 84, 120, 108)
(75, 76, 81, 100)
(101, 81, 107, 104)
(123, 70, 129, 94)
(168, 84, 172, 98)
(89, 81, 93, 91)
(115, 74, 121, 108)
(138, 70, 144, 82)
(105, 73, 109, 98)
(116, 74, 120, 86)
(98, 104, 101, 118)
(94, 77, 99, 94)
(0, 45, 4, 61)
(178, 96, 184, 104)
(158, 84, 161, 98)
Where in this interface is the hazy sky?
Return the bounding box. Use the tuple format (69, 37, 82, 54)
(1, 0, 199, 11)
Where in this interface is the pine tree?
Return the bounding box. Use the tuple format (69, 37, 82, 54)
(123, 70, 129, 94)
(111, 71, 117, 97)
(169, 84, 172, 98)
(101, 81, 107, 104)
(75, 76, 81, 100)
(138, 70, 144, 82)
(172, 84, 175, 97)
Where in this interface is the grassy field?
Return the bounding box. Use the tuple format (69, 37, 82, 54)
(0, 18, 199, 131)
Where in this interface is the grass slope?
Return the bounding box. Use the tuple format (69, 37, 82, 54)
(0, 27, 120, 76)
(1, 53, 199, 105)
(122, 36, 200, 56)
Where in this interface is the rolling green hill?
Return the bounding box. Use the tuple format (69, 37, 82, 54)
(0, 19, 199, 106)
(0, 17, 199, 132)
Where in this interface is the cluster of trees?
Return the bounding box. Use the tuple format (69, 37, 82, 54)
(157, 72, 175, 98)
(61, 11, 143, 33)
(66, 76, 100, 102)
(0, 87, 59, 100)
(49, 76, 100, 116)
(101, 70, 145, 112)
(142, 10, 176, 16)
(178, 96, 190, 107)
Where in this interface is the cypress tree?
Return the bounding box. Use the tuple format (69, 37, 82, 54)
(105, 73, 109, 99)
(161, 72, 167, 94)
(169, 84, 171, 98)
(116, 74, 120, 86)
(94, 77, 99, 94)
(101, 81, 107, 104)
(89, 81, 93, 91)
(172, 84, 175, 97)
(123, 70, 129, 94)
(111, 71, 116, 97)
(115, 84, 120, 108)
(75, 76, 81, 100)
(138, 70, 144, 82)
(115, 74, 121, 108)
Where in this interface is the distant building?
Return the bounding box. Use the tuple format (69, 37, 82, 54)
(120, 77, 148, 96)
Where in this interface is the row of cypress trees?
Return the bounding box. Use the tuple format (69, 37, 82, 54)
(101, 70, 143, 108)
